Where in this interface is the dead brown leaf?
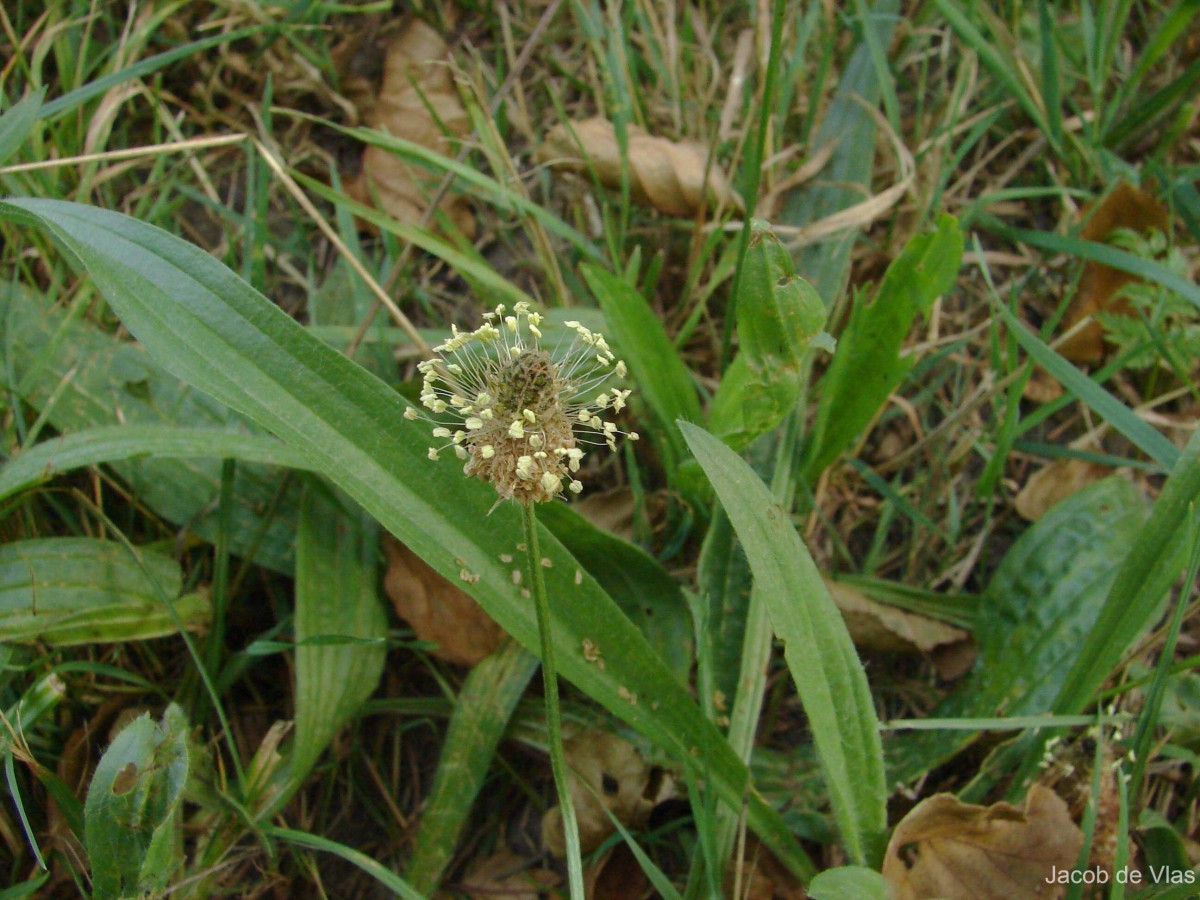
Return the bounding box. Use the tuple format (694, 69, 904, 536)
(883, 784, 1084, 900)
(1014, 459, 1113, 521)
(538, 117, 741, 216)
(1059, 182, 1169, 363)
(343, 19, 475, 237)
(1022, 369, 1063, 404)
(825, 579, 973, 665)
(574, 487, 636, 541)
(541, 731, 672, 856)
(724, 836, 806, 900)
(382, 535, 505, 666)
(458, 849, 559, 899)
(587, 843, 651, 900)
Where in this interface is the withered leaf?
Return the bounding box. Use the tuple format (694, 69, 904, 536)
(382, 535, 505, 666)
(882, 784, 1084, 900)
(1058, 182, 1169, 363)
(459, 849, 558, 900)
(343, 19, 475, 237)
(1014, 458, 1114, 522)
(541, 731, 672, 856)
(825, 579, 972, 659)
(538, 117, 740, 217)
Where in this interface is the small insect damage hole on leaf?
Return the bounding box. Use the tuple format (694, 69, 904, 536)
(111, 762, 139, 796)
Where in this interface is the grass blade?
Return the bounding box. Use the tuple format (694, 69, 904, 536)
(681, 421, 887, 867)
(994, 302, 1179, 471)
(263, 826, 425, 900)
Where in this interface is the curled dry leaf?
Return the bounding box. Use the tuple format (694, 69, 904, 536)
(458, 849, 559, 900)
(382, 535, 505, 666)
(343, 19, 475, 237)
(825, 579, 972, 669)
(1058, 181, 1169, 363)
(1015, 458, 1114, 521)
(541, 730, 672, 856)
(883, 784, 1084, 900)
(538, 117, 741, 217)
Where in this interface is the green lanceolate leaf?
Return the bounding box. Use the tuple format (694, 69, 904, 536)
(1054, 428, 1200, 715)
(85, 705, 190, 899)
(737, 221, 828, 371)
(0, 538, 209, 645)
(808, 865, 890, 900)
(0, 286, 302, 573)
(0, 425, 313, 503)
(582, 263, 701, 471)
(886, 477, 1145, 785)
(711, 222, 828, 450)
(681, 421, 887, 868)
(538, 501, 693, 683)
(289, 486, 388, 784)
(0, 89, 44, 167)
(0, 198, 813, 880)
(802, 214, 962, 481)
(406, 640, 538, 894)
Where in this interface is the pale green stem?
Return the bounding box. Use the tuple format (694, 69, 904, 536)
(522, 499, 585, 898)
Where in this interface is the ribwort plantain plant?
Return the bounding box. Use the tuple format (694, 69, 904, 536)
(409, 301, 638, 897)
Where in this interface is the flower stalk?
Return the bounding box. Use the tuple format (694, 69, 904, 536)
(410, 301, 638, 899)
(522, 499, 585, 898)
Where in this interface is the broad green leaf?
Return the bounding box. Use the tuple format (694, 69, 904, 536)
(0, 198, 812, 879)
(0, 425, 313, 503)
(582, 263, 701, 470)
(539, 501, 693, 683)
(289, 486, 388, 781)
(0, 286, 302, 573)
(0, 538, 209, 645)
(786, 0, 900, 303)
(887, 477, 1145, 785)
(708, 353, 788, 451)
(406, 640, 538, 894)
(802, 214, 963, 481)
(1054, 427, 1200, 715)
(694, 434, 778, 722)
(681, 421, 886, 867)
(737, 221, 828, 371)
(0, 89, 44, 166)
(85, 705, 189, 899)
(808, 865, 889, 900)
(711, 224, 828, 450)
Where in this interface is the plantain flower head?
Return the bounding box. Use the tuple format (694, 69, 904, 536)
(407, 302, 638, 503)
